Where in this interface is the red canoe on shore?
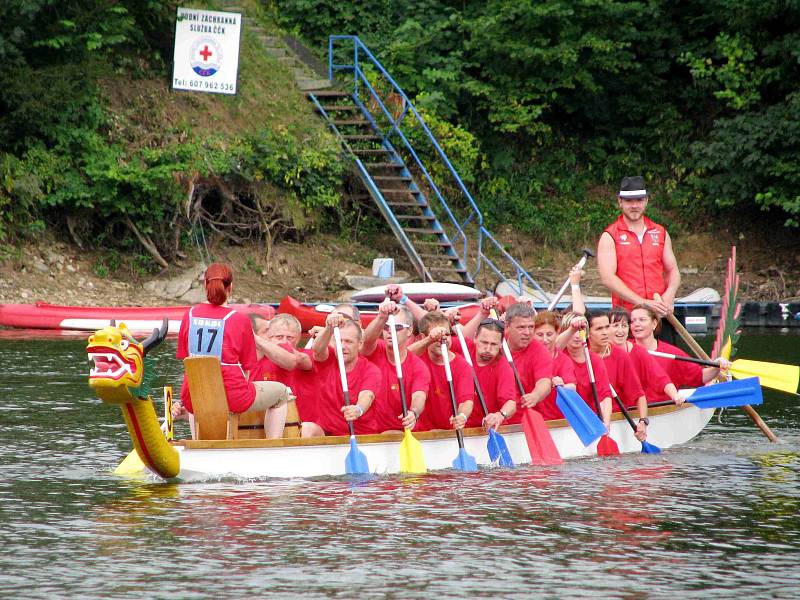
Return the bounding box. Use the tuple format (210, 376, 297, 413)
(277, 295, 481, 331)
(0, 301, 276, 334)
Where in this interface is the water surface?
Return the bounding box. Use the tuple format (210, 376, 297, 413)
(0, 331, 798, 598)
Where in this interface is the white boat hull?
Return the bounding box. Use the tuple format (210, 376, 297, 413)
(172, 403, 714, 480)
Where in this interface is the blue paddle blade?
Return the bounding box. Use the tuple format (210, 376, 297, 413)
(452, 448, 478, 472)
(345, 436, 370, 475)
(556, 387, 606, 446)
(688, 377, 763, 409)
(641, 440, 661, 454)
(488, 429, 514, 467)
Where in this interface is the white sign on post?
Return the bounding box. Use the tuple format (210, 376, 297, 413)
(172, 8, 242, 95)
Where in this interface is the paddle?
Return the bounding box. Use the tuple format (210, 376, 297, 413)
(579, 330, 620, 456)
(499, 333, 563, 465)
(646, 377, 763, 409)
(654, 294, 778, 443)
(441, 340, 478, 472)
(388, 313, 426, 474)
(607, 383, 661, 454)
(647, 350, 799, 395)
(547, 248, 595, 311)
(453, 324, 513, 467)
(332, 326, 369, 475)
(555, 385, 606, 446)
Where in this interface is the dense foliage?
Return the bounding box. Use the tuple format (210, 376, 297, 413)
(273, 0, 800, 230)
(0, 0, 344, 266)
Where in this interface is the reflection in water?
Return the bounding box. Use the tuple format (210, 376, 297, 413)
(0, 335, 799, 598)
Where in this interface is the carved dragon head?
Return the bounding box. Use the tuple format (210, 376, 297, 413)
(87, 319, 168, 404)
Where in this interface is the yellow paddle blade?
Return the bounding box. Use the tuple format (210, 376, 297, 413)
(113, 449, 147, 477)
(731, 359, 800, 394)
(399, 429, 426, 474)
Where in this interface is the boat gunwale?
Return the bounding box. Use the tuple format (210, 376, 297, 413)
(174, 403, 686, 450)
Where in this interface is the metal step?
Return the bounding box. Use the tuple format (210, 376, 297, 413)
(418, 253, 459, 261)
(320, 105, 359, 111)
(396, 214, 436, 220)
(403, 227, 444, 235)
(311, 91, 350, 97)
(387, 201, 422, 208)
(373, 175, 412, 181)
(365, 162, 404, 169)
(415, 240, 453, 248)
(429, 266, 468, 274)
(352, 148, 392, 154)
(333, 120, 371, 126)
(343, 135, 382, 141)
(379, 188, 416, 194)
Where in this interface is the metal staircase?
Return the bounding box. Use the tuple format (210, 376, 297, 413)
(307, 36, 548, 295)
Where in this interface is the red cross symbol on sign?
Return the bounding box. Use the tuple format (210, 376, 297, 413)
(199, 45, 213, 61)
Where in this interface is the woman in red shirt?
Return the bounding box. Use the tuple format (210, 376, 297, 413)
(629, 304, 728, 390)
(173, 263, 293, 438)
(531, 311, 577, 420)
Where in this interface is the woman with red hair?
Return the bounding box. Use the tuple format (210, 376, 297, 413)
(173, 263, 292, 438)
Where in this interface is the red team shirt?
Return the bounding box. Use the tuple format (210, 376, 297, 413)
(176, 303, 258, 414)
(602, 344, 645, 411)
(507, 340, 553, 424)
(251, 342, 299, 388)
(652, 340, 704, 389)
(452, 337, 517, 428)
(309, 353, 381, 436)
(416, 350, 474, 431)
(535, 351, 577, 421)
(284, 348, 318, 423)
(626, 343, 673, 404)
(363, 340, 431, 432)
(564, 349, 613, 414)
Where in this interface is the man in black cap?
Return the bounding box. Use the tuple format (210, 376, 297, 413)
(597, 176, 680, 316)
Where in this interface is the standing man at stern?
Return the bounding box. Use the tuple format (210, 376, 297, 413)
(597, 176, 680, 316)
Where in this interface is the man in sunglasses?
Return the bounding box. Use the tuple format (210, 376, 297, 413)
(361, 299, 430, 432)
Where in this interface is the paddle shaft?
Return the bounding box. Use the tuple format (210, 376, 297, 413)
(441, 341, 467, 450)
(332, 327, 357, 437)
(388, 313, 411, 419)
(547, 251, 591, 311)
(608, 383, 637, 431)
(656, 297, 778, 443)
(580, 331, 603, 417)
(648, 349, 721, 368)
(454, 325, 491, 416)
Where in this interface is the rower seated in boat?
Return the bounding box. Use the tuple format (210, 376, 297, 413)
(457, 297, 518, 429)
(408, 311, 474, 431)
(302, 313, 380, 437)
(530, 310, 577, 421)
(585, 310, 650, 442)
(558, 312, 613, 432)
(361, 300, 429, 432)
(172, 263, 292, 439)
(608, 307, 684, 407)
(501, 302, 553, 424)
(630, 305, 730, 389)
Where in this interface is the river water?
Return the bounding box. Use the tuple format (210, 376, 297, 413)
(0, 330, 798, 598)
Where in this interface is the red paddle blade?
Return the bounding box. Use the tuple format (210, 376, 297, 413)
(522, 409, 563, 465)
(597, 434, 620, 456)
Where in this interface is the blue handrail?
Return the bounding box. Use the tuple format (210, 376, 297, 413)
(328, 35, 548, 297)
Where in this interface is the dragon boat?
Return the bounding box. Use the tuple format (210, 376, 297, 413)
(87, 319, 718, 481)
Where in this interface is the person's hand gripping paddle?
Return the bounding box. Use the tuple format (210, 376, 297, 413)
(579, 329, 620, 456)
(454, 324, 513, 467)
(388, 313, 426, 474)
(608, 383, 661, 454)
(441, 340, 478, 472)
(333, 326, 369, 475)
